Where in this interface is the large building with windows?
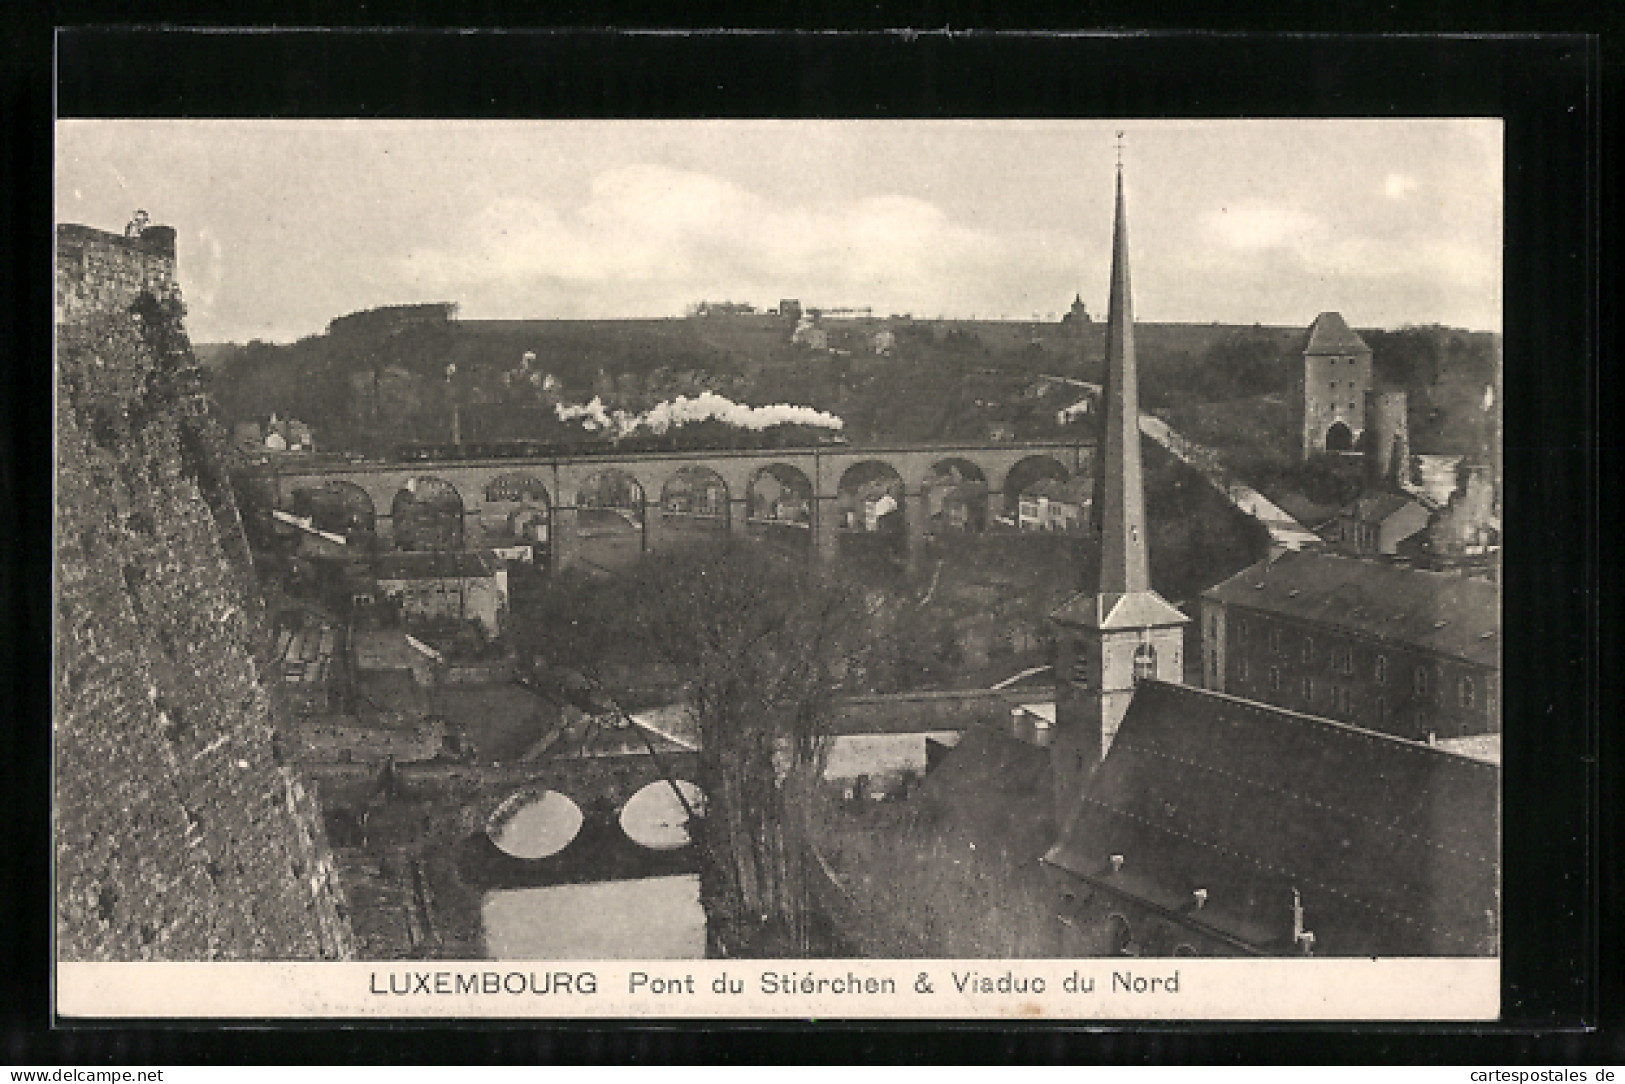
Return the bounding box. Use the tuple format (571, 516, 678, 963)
(1199, 550, 1500, 743)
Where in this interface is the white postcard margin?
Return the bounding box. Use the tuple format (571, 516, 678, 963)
(58, 958, 1498, 1020)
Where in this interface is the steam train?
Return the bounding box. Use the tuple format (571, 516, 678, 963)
(394, 423, 848, 463)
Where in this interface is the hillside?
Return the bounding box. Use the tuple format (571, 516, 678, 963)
(208, 306, 1497, 465)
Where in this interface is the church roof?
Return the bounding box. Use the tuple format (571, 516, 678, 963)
(1051, 589, 1189, 631)
(917, 718, 1057, 856)
(1303, 311, 1372, 357)
(1203, 551, 1500, 668)
(1043, 681, 1499, 956)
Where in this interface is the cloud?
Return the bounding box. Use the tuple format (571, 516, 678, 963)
(397, 164, 1063, 317)
(1203, 202, 1326, 252)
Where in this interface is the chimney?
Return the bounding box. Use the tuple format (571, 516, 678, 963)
(1193, 888, 1208, 910)
(1109, 854, 1124, 874)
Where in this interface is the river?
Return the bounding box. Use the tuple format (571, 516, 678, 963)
(482, 875, 706, 959)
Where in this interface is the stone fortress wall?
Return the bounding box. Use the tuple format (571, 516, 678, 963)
(55, 221, 354, 960)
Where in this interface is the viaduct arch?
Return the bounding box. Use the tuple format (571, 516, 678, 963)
(255, 440, 1093, 571)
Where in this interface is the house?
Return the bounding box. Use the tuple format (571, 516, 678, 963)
(1333, 492, 1432, 555)
(506, 506, 550, 545)
(373, 550, 509, 638)
(863, 492, 899, 533)
(772, 495, 812, 524)
(1017, 478, 1089, 532)
(1200, 550, 1500, 743)
(792, 315, 828, 350)
(663, 476, 728, 518)
(935, 490, 974, 531)
(1428, 461, 1501, 558)
(1042, 680, 1499, 957)
(261, 412, 315, 453)
(1055, 397, 1094, 425)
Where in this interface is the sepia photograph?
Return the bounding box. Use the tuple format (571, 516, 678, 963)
(53, 115, 1505, 1017)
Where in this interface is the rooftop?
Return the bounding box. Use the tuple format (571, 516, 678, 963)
(1052, 589, 1190, 631)
(1024, 476, 1092, 503)
(1346, 492, 1427, 524)
(1044, 681, 1499, 956)
(1203, 550, 1500, 668)
(1303, 311, 1372, 357)
(374, 550, 498, 581)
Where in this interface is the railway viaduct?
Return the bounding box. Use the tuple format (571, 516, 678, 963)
(250, 439, 1094, 570)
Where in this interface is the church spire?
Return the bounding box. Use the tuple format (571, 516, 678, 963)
(1047, 139, 1188, 794)
(1091, 156, 1151, 595)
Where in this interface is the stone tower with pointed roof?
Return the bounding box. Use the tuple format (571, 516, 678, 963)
(1300, 311, 1374, 459)
(1049, 161, 1189, 824)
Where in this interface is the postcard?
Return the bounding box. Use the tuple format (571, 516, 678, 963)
(54, 105, 1503, 1020)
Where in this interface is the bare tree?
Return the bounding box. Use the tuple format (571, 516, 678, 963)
(621, 542, 858, 957)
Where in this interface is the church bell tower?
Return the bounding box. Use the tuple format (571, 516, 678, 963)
(1049, 146, 1189, 823)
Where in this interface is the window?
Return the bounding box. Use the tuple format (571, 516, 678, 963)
(1237, 618, 1248, 646)
(1375, 655, 1388, 684)
(1459, 676, 1476, 709)
(1070, 644, 1090, 687)
(1331, 686, 1351, 715)
(1302, 637, 1314, 665)
(1268, 666, 1281, 692)
(1133, 643, 1157, 682)
(1414, 666, 1430, 698)
(1376, 697, 1388, 728)
(1269, 627, 1282, 654)
(1238, 657, 1250, 683)
(1301, 676, 1314, 703)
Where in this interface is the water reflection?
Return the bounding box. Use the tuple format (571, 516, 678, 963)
(488, 789, 583, 860)
(619, 779, 704, 850)
(483, 875, 705, 959)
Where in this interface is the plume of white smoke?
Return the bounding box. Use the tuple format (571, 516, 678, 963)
(635, 392, 844, 435)
(554, 396, 620, 433)
(556, 391, 843, 439)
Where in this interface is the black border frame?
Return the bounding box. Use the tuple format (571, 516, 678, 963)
(6, 24, 1614, 1064)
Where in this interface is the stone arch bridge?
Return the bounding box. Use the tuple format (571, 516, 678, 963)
(304, 749, 702, 837)
(253, 439, 1094, 571)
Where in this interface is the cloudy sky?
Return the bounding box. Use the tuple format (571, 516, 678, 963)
(55, 119, 1501, 343)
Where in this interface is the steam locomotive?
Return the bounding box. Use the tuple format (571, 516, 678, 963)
(394, 423, 848, 463)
